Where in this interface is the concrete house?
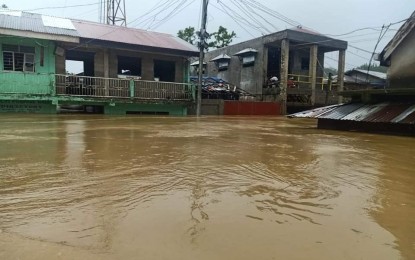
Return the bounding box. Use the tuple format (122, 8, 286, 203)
(342, 69, 386, 90)
(379, 11, 415, 89)
(202, 27, 348, 113)
(289, 12, 415, 136)
(0, 10, 198, 115)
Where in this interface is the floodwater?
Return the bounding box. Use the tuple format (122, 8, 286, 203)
(0, 115, 414, 260)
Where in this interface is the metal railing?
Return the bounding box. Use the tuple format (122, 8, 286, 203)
(287, 74, 338, 91)
(55, 74, 194, 101)
(134, 80, 193, 100)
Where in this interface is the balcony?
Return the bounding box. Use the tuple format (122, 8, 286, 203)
(55, 74, 195, 102)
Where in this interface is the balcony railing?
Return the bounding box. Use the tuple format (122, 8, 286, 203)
(55, 74, 194, 101)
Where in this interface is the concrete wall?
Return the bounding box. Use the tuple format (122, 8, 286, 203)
(187, 99, 224, 115)
(205, 36, 329, 96)
(0, 36, 55, 95)
(204, 38, 265, 95)
(388, 30, 415, 88)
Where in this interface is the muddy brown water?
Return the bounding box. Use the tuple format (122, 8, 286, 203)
(0, 115, 414, 260)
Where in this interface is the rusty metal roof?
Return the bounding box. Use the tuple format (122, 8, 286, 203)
(0, 11, 79, 37)
(319, 103, 364, 120)
(0, 10, 198, 55)
(289, 102, 415, 125)
(71, 19, 199, 55)
(341, 103, 388, 121)
(362, 103, 413, 123)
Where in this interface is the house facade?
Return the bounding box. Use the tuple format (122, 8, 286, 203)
(0, 10, 198, 115)
(200, 27, 347, 114)
(289, 12, 415, 136)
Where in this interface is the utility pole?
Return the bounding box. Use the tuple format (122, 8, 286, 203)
(196, 0, 208, 117)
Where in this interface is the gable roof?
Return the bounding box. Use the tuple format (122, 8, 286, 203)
(71, 19, 198, 55)
(380, 11, 415, 63)
(0, 10, 199, 56)
(0, 10, 79, 42)
(346, 69, 387, 80)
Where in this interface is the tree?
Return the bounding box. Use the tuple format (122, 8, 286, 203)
(2, 4, 8, 8)
(324, 67, 338, 76)
(177, 25, 236, 50)
(208, 26, 237, 49)
(177, 26, 197, 45)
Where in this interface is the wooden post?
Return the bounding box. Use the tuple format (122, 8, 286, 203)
(309, 45, 318, 106)
(337, 49, 346, 103)
(280, 39, 290, 115)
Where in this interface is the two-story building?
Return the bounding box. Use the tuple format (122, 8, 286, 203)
(289, 11, 415, 136)
(199, 27, 348, 114)
(0, 10, 198, 115)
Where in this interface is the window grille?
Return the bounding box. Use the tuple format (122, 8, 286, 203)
(2, 44, 36, 72)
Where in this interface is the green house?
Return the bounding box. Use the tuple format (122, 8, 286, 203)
(0, 10, 198, 115)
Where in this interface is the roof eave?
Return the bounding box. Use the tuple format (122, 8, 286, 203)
(0, 28, 79, 43)
(81, 38, 199, 57)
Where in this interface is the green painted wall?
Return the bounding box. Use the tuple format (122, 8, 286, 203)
(0, 100, 56, 113)
(0, 37, 55, 94)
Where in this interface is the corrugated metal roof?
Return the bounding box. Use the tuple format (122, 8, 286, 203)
(0, 11, 79, 37)
(399, 109, 415, 124)
(362, 103, 413, 123)
(71, 20, 199, 54)
(352, 69, 387, 80)
(0, 11, 198, 55)
(319, 103, 364, 120)
(392, 105, 415, 123)
(289, 102, 415, 125)
(341, 103, 388, 121)
(286, 104, 341, 118)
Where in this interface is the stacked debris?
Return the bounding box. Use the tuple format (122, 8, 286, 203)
(189, 76, 254, 100)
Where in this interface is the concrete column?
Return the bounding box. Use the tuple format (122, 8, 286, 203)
(263, 47, 269, 87)
(337, 49, 346, 103)
(280, 39, 290, 115)
(309, 45, 318, 106)
(141, 57, 154, 81)
(103, 49, 109, 78)
(175, 59, 183, 83)
(55, 54, 66, 74)
(103, 49, 110, 96)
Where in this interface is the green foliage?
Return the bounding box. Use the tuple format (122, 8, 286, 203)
(177, 25, 237, 50)
(356, 63, 388, 73)
(324, 67, 338, 76)
(1, 4, 7, 8)
(208, 26, 237, 49)
(177, 26, 197, 45)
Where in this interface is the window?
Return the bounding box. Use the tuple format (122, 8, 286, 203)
(242, 55, 255, 66)
(218, 60, 229, 71)
(2, 44, 35, 72)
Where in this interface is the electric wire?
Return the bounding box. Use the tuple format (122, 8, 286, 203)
(23, 2, 99, 11)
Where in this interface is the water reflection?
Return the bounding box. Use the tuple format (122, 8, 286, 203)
(0, 115, 414, 259)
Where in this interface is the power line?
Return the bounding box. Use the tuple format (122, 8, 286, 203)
(324, 18, 408, 37)
(23, 2, 99, 11)
(149, 0, 196, 30)
(210, 2, 257, 38)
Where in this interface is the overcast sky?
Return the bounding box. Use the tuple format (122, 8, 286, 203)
(4, 0, 414, 71)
